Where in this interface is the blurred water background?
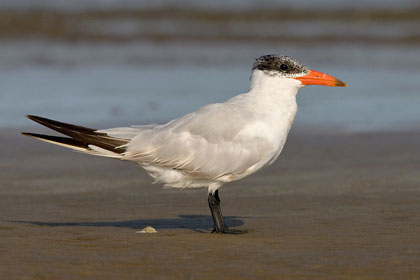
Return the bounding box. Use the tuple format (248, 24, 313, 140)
(1, 0, 419, 131)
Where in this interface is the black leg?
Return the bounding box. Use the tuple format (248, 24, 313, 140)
(208, 190, 228, 233)
(208, 190, 248, 234)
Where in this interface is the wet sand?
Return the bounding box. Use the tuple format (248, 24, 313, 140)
(1, 128, 420, 279)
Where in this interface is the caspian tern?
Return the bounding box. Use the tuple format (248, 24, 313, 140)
(23, 55, 347, 234)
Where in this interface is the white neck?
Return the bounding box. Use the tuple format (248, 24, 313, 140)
(243, 70, 305, 165)
(246, 69, 304, 143)
(248, 69, 303, 99)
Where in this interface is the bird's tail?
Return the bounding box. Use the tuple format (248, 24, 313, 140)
(22, 115, 129, 158)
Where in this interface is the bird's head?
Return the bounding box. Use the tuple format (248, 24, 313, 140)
(251, 55, 347, 90)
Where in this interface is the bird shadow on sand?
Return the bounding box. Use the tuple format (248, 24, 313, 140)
(13, 215, 245, 233)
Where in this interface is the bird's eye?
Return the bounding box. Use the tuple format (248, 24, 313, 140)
(280, 64, 288, 71)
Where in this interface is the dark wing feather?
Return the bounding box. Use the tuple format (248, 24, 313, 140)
(23, 115, 128, 154)
(22, 132, 89, 151)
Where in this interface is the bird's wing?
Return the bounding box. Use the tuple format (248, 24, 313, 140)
(22, 115, 130, 155)
(97, 124, 158, 140)
(122, 100, 276, 179)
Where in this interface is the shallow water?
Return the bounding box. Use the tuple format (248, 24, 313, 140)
(1, 2, 419, 132)
(1, 42, 419, 132)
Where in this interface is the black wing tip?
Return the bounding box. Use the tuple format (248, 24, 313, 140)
(21, 132, 90, 149)
(26, 114, 38, 120)
(25, 115, 47, 126)
(26, 115, 53, 124)
(21, 131, 51, 139)
(23, 115, 128, 154)
(24, 114, 98, 133)
(21, 132, 49, 138)
(22, 132, 31, 139)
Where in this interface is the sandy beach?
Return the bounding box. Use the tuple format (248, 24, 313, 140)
(0, 127, 419, 279)
(1, 0, 420, 278)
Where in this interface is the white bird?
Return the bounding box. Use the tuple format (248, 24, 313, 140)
(23, 55, 347, 234)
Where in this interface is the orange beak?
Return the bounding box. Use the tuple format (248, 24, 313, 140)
(295, 69, 347, 87)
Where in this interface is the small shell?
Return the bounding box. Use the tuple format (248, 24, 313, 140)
(136, 226, 157, 234)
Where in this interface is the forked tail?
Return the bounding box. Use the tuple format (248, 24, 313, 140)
(22, 115, 129, 158)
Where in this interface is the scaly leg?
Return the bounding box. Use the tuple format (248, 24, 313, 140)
(208, 190, 228, 233)
(208, 190, 247, 234)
